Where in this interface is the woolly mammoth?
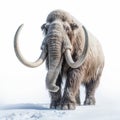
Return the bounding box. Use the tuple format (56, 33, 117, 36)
(14, 10, 104, 110)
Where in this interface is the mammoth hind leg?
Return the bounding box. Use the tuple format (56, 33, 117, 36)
(50, 74, 62, 109)
(84, 77, 100, 105)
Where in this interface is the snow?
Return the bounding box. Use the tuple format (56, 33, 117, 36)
(0, 102, 120, 120)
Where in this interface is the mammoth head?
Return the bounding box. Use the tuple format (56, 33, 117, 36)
(40, 18, 88, 68)
(14, 11, 88, 92)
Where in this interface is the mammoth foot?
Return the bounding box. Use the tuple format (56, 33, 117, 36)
(50, 98, 76, 110)
(61, 98, 76, 110)
(50, 101, 76, 110)
(84, 97, 96, 105)
(61, 102, 76, 110)
(50, 100, 61, 109)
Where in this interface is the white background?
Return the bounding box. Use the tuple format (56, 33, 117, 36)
(0, 0, 120, 106)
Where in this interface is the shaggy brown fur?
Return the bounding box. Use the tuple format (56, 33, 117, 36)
(14, 9, 104, 110)
(44, 10, 105, 110)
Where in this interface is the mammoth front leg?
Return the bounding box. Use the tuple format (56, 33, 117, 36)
(61, 69, 82, 110)
(49, 74, 62, 109)
(75, 89, 81, 105)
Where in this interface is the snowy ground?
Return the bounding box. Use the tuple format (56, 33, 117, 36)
(0, 77, 120, 120)
(0, 100, 120, 120)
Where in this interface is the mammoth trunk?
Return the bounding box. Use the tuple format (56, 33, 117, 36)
(46, 38, 62, 92)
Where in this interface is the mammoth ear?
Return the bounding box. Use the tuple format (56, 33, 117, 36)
(41, 23, 48, 35)
(41, 23, 46, 31)
(70, 23, 78, 30)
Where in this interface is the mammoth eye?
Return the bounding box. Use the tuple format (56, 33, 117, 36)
(70, 23, 78, 30)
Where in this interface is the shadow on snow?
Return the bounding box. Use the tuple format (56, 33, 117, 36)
(0, 103, 50, 110)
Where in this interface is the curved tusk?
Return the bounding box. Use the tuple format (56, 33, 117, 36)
(65, 26, 89, 68)
(14, 24, 47, 68)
